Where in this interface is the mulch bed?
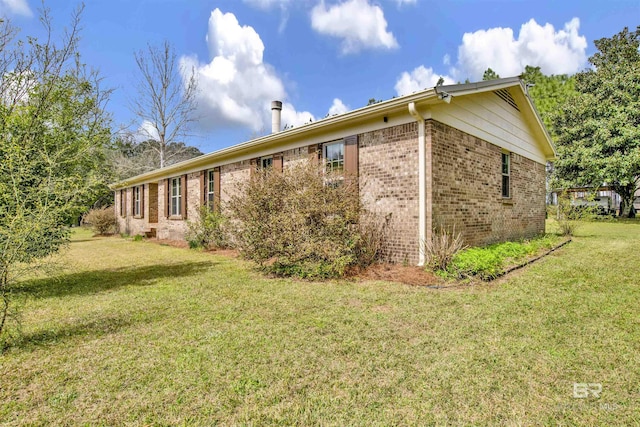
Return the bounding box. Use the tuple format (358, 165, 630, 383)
(351, 263, 440, 286)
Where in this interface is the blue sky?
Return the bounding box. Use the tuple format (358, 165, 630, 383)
(1, 0, 638, 153)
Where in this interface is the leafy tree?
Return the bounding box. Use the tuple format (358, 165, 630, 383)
(482, 68, 500, 81)
(520, 65, 575, 134)
(552, 27, 640, 217)
(0, 7, 112, 339)
(367, 98, 382, 106)
(130, 41, 198, 169)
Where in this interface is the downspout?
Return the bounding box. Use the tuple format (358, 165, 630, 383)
(408, 102, 426, 266)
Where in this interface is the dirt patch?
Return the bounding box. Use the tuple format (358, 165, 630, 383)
(354, 263, 440, 287)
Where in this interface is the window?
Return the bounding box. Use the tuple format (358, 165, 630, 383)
(260, 156, 273, 170)
(502, 152, 510, 198)
(170, 177, 181, 216)
(207, 170, 215, 207)
(134, 186, 141, 217)
(324, 141, 344, 173)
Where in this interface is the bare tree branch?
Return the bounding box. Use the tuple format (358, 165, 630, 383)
(130, 40, 198, 168)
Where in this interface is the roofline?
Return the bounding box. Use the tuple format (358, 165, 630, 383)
(111, 77, 550, 189)
(111, 86, 436, 188)
(436, 76, 521, 96)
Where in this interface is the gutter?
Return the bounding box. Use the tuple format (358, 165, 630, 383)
(408, 102, 427, 266)
(111, 88, 439, 189)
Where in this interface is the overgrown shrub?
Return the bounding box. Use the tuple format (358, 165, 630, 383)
(423, 226, 467, 271)
(83, 207, 116, 235)
(185, 206, 228, 250)
(227, 161, 386, 278)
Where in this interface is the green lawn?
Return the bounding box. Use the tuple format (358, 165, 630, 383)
(1, 221, 639, 425)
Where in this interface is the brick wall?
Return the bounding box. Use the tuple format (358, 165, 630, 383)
(114, 119, 546, 260)
(430, 120, 546, 246)
(220, 160, 251, 207)
(283, 147, 310, 169)
(359, 122, 420, 264)
(156, 173, 203, 240)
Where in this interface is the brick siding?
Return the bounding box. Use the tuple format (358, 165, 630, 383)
(359, 122, 420, 264)
(430, 120, 546, 246)
(114, 120, 546, 263)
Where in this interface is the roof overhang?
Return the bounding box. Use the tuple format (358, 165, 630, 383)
(111, 76, 556, 189)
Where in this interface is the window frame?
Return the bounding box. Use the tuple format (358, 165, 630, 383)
(207, 170, 215, 208)
(260, 156, 273, 170)
(133, 186, 141, 217)
(323, 140, 345, 173)
(170, 177, 182, 217)
(501, 152, 511, 199)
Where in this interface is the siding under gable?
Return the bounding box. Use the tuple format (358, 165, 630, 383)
(430, 90, 549, 164)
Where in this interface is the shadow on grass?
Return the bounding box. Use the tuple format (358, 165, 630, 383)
(14, 261, 216, 299)
(5, 313, 148, 352)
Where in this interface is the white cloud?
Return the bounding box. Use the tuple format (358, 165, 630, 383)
(394, 66, 455, 96)
(0, 0, 32, 17)
(281, 102, 315, 128)
(311, 0, 398, 54)
(180, 9, 312, 133)
(242, 0, 291, 32)
(394, 17, 588, 96)
(242, 0, 290, 9)
(136, 120, 160, 142)
(456, 18, 587, 80)
(328, 98, 349, 116)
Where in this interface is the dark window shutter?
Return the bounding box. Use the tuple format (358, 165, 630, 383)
(214, 167, 221, 212)
(344, 135, 359, 183)
(141, 185, 145, 219)
(165, 179, 170, 218)
(181, 174, 188, 219)
(199, 170, 206, 206)
(119, 190, 124, 217)
(273, 152, 283, 173)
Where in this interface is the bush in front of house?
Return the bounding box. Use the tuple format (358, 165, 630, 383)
(185, 206, 228, 250)
(83, 207, 116, 235)
(227, 161, 387, 278)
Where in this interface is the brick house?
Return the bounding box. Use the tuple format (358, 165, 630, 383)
(113, 77, 556, 265)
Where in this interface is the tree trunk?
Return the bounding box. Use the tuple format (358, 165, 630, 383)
(615, 184, 635, 218)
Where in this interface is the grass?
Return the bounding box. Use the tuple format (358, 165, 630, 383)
(1, 221, 639, 425)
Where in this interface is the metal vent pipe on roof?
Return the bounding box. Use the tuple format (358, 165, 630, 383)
(271, 100, 282, 133)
